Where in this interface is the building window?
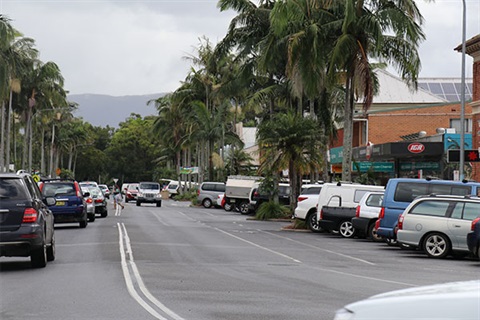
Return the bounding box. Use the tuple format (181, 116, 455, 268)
(450, 118, 472, 133)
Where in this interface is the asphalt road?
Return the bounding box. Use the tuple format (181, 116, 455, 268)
(1, 199, 479, 320)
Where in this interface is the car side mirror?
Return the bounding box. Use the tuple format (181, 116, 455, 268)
(45, 197, 56, 206)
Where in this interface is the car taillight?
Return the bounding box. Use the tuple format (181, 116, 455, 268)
(320, 208, 324, 220)
(95, 198, 103, 203)
(471, 217, 480, 231)
(374, 218, 380, 231)
(22, 208, 38, 223)
(378, 207, 385, 219)
(298, 196, 307, 202)
(398, 213, 404, 230)
(86, 198, 93, 204)
(197, 189, 200, 196)
(221, 197, 226, 207)
(355, 205, 360, 218)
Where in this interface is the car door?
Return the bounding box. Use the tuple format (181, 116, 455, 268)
(448, 201, 480, 250)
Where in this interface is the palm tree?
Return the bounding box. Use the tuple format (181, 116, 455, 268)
(257, 111, 324, 210)
(330, 0, 425, 181)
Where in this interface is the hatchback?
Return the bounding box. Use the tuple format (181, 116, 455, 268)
(397, 195, 480, 258)
(39, 179, 90, 228)
(0, 172, 56, 268)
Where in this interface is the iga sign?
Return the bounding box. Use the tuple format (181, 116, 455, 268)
(407, 143, 425, 154)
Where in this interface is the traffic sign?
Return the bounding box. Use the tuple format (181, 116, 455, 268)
(447, 149, 480, 162)
(32, 174, 40, 183)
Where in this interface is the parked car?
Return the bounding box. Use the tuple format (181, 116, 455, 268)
(136, 182, 162, 207)
(0, 171, 56, 268)
(249, 182, 290, 213)
(396, 194, 480, 258)
(293, 184, 323, 232)
(351, 191, 384, 241)
(197, 182, 226, 208)
(317, 182, 384, 238)
(79, 181, 99, 188)
(124, 183, 139, 203)
(224, 175, 262, 214)
(87, 186, 108, 217)
(80, 187, 95, 221)
(98, 184, 110, 199)
(217, 193, 233, 211)
(467, 216, 480, 258)
(376, 178, 480, 244)
(334, 280, 480, 320)
(39, 179, 90, 228)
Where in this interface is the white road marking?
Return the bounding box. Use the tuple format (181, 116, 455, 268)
(261, 230, 376, 266)
(117, 223, 185, 320)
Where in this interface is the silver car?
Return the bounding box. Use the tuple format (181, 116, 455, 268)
(397, 195, 480, 258)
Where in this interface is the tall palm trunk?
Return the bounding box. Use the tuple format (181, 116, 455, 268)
(342, 75, 355, 182)
(0, 101, 5, 172)
(5, 89, 13, 172)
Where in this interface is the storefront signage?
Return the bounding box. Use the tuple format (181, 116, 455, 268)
(407, 143, 425, 154)
(399, 162, 440, 170)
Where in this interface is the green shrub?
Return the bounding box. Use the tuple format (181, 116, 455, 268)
(255, 201, 290, 220)
(173, 189, 198, 203)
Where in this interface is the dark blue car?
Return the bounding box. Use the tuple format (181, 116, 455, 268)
(467, 217, 480, 259)
(39, 179, 90, 228)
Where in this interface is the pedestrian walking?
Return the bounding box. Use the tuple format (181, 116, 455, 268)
(112, 183, 124, 210)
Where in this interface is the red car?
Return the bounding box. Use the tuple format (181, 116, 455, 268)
(124, 183, 139, 203)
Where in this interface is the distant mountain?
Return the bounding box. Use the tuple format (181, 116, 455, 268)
(68, 93, 166, 127)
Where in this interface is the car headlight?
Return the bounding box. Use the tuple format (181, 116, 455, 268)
(334, 308, 355, 320)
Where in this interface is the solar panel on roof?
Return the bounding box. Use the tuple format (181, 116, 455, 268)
(442, 83, 456, 94)
(428, 83, 443, 95)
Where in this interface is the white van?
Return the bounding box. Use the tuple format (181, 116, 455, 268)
(316, 182, 385, 223)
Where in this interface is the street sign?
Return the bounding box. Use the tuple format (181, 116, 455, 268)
(32, 174, 40, 183)
(447, 149, 480, 162)
(113, 178, 118, 183)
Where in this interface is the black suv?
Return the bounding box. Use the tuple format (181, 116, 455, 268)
(0, 171, 56, 268)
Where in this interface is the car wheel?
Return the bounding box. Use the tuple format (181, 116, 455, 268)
(339, 221, 356, 238)
(156, 201, 161, 207)
(368, 223, 383, 242)
(101, 208, 108, 218)
(125, 199, 129, 203)
(47, 233, 55, 262)
(224, 202, 233, 211)
(79, 217, 88, 228)
(31, 241, 47, 268)
(136, 201, 141, 206)
(239, 202, 250, 215)
(202, 198, 213, 208)
(423, 233, 451, 258)
(88, 213, 96, 222)
(306, 211, 322, 233)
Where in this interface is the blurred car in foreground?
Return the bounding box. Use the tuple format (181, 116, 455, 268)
(334, 280, 480, 320)
(0, 171, 56, 268)
(40, 179, 90, 228)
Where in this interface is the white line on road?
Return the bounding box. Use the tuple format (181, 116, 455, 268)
(213, 226, 302, 264)
(117, 223, 185, 320)
(261, 230, 376, 266)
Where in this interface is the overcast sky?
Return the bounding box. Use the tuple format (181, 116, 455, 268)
(1, 0, 479, 96)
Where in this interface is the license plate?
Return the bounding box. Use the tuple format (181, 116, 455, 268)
(56, 201, 65, 206)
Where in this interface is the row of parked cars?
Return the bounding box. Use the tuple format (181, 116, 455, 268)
(0, 172, 110, 268)
(196, 176, 480, 259)
(293, 178, 480, 260)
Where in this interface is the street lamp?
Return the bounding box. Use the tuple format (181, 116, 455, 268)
(459, 0, 466, 180)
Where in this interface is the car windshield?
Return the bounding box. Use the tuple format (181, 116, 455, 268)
(0, 178, 26, 200)
(42, 183, 76, 197)
(128, 183, 139, 190)
(141, 183, 160, 190)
